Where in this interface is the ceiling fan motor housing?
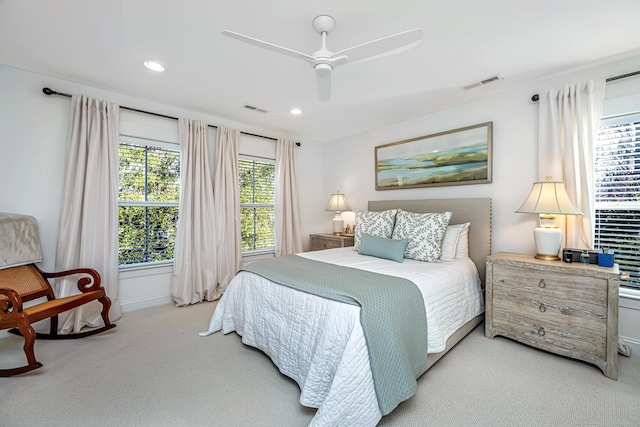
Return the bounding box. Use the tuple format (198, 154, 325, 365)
(314, 63, 333, 77)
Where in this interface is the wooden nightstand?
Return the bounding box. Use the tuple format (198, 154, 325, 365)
(309, 233, 354, 251)
(485, 252, 620, 379)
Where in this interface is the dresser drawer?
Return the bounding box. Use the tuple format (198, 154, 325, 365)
(492, 264, 607, 307)
(492, 309, 607, 363)
(492, 282, 607, 333)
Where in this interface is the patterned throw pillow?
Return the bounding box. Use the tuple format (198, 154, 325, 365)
(391, 210, 453, 262)
(354, 209, 398, 251)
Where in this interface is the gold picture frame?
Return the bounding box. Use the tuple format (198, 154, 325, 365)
(375, 122, 492, 190)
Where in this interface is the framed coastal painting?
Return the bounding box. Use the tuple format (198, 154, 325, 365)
(375, 122, 492, 190)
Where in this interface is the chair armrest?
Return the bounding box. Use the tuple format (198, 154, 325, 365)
(0, 287, 24, 316)
(36, 266, 103, 293)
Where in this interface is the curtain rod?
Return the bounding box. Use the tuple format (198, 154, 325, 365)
(530, 70, 640, 102)
(42, 87, 300, 146)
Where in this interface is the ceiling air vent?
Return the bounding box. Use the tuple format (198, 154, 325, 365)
(463, 74, 503, 90)
(243, 104, 269, 114)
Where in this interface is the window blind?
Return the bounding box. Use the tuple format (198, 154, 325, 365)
(594, 115, 640, 289)
(239, 157, 275, 252)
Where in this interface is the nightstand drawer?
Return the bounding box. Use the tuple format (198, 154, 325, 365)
(493, 310, 607, 362)
(309, 233, 354, 251)
(492, 264, 607, 307)
(311, 238, 343, 250)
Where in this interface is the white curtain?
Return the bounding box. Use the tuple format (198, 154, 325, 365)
(275, 138, 303, 256)
(55, 94, 121, 333)
(213, 125, 242, 292)
(171, 119, 218, 306)
(537, 79, 606, 249)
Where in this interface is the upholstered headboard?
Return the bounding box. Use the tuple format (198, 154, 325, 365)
(368, 198, 492, 287)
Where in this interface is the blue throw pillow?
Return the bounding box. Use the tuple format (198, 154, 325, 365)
(358, 233, 408, 263)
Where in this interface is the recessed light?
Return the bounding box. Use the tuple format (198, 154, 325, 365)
(144, 60, 165, 72)
(290, 108, 303, 115)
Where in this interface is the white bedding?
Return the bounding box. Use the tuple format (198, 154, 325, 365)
(200, 247, 484, 426)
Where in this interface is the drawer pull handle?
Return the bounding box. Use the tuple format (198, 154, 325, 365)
(538, 327, 545, 337)
(539, 304, 546, 313)
(538, 279, 546, 288)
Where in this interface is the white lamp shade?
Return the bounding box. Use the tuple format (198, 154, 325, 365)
(325, 192, 351, 212)
(515, 181, 582, 215)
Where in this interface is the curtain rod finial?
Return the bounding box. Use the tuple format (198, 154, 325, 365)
(42, 87, 55, 96)
(531, 94, 539, 102)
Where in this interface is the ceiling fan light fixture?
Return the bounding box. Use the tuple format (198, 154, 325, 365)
(143, 60, 165, 72)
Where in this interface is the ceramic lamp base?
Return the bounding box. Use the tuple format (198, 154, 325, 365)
(332, 214, 344, 236)
(533, 227, 562, 260)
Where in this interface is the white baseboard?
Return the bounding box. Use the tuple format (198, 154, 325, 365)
(120, 293, 173, 313)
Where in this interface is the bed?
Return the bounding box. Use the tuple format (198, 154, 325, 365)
(200, 198, 491, 426)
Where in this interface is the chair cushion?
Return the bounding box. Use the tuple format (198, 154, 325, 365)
(0, 213, 43, 270)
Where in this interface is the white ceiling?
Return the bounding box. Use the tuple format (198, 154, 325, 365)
(2, 1, 640, 143)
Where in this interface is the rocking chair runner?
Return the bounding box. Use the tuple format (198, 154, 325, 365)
(0, 263, 116, 376)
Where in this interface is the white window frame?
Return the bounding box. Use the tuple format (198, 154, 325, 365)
(118, 135, 180, 270)
(239, 154, 276, 255)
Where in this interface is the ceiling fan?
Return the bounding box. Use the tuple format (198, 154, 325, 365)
(222, 15, 423, 102)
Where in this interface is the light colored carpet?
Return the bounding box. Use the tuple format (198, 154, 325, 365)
(1, 302, 639, 426)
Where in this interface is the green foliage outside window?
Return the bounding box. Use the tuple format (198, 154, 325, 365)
(118, 142, 180, 265)
(239, 157, 275, 252)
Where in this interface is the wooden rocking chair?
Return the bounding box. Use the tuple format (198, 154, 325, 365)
(0, 263, 116, 376)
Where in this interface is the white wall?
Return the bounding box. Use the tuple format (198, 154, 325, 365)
(322, 53, 640, 356)
(2, 56, 639, 356)
(0, 64, 326, 314)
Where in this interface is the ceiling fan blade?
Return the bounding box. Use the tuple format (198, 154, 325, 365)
(316, 70, 332, 102)
(334, 28, 423, 64)
(222, 30, 316, 63)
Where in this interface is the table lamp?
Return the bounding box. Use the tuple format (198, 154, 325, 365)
(325, 191, 351, 235)
(515, 178, 582, 260)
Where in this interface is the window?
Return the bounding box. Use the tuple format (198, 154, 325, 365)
(594, 113, 640, 289)
(239, 156, 275, 253)
(118, 137, 180, 266)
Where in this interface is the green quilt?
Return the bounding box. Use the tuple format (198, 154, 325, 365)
(242, 254, 428, 415)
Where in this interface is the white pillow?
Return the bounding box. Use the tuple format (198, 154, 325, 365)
(455, 224, 470, 259)
(391, 210, 452, 262)
(354, 209, 398, 251)
(441, 222, 470, 262)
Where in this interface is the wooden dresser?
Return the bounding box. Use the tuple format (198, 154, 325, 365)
(485, 252, 620, 379)
(309, 233, 354, 251)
